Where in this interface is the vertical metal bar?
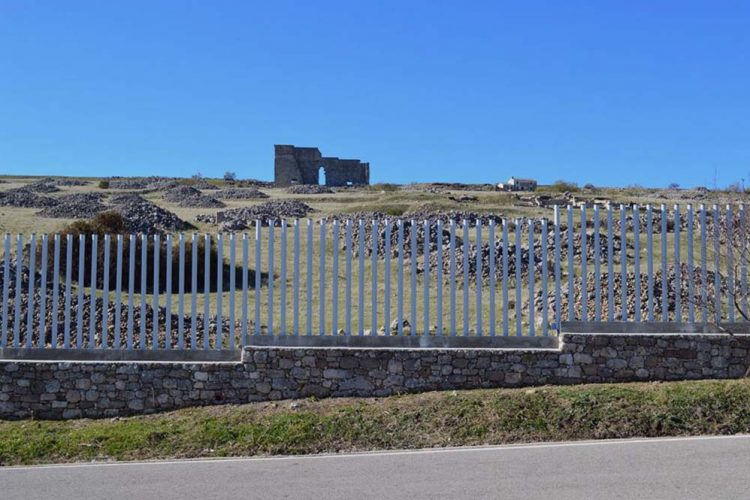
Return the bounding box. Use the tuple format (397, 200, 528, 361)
(687, 204, 695, 323)
(567, 206, 574, 321)
(488, 220, 495, 336)
(345, 220, 352, 335)
(242, 233, 248, 344)
(607, 206, 614, 321)
(255, 222, 262, 336)
(65, 235, 73, 349)
(203, 233, 210, 348)
(398, 220, 405, 335)
(191, 233, 198, 347)
(580, 206, 588, 321)
(541, 219, 548, 335)
(1, 234, 10, 347)
(515, 219, 522, 336)
(633, 205, 641, 323)
(12, 235, 23, 347)
(437, 219, 444, 335)
(647, 205, 654, 322)
(77, 234, 85, 349)
(411, 220, 418, 336)
(26, 234, 36, 348)
(727, 205, 735, 323)
(229, 232, 236, 349)
(216, 233, 224, 347)
(114, 235, 123, 349)
(306, 220, 312, 336)
(463, 219, 470, 336)
(331, 220, 338, 335)
(384, 220, 391, 336)
(139, 234, 147, 349)
(280, 221, 287, 336)
(475, 221, 481, 335)
(165, 234, 173, 349)
(528, 220, 535, 336)
(742, 205, 748, 318)
(294, 221, 300, 335)
(178, 234, 185, 349)
(151, 234, 159, 349)
(713, 205, 721, 322)
(358, 219, 365, 335)
(51, 234, 60, 348)
(425, 220, 431, 335)
(127, 234, 135, 350)
(14, 235, 23, 348)
(88, 234, 97, 349)
(620, 205, 627, 322)
(674, 205, 682, 322)
(101, 234, 110, 348)
(700, 205, 708, 323)
(502, 219, 510, 336)
(371, 219, 378, 335)
(39, 235, 48, 348)
(554, 207, 561, 329)
(661, 205, 668, 321)
(450, 220, 457, 335)
(318, 220, 325, 335)
(268, 224, 274, 335)
(594, 206, 601, 321)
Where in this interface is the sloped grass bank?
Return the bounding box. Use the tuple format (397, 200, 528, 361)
(2, 378, 750, 466)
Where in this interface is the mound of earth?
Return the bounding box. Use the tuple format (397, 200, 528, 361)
(190, 180, 219, 190)
(286, 185, 333, 194)
(214, 188, 269, 200)
(26, 179, 60, 193)
(36, 193, 106, 219)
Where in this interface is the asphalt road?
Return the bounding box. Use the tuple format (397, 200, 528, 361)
(2, 435, 749, 499)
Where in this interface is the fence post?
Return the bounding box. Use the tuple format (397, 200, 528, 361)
(114, 235, 123, 349)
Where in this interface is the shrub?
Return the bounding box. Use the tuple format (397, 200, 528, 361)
(98, 180, 110, 189)
(40, 212, 255, 292)
(547, 180, 579, 193)
(223, 171, 237, 183)
(667, 182, 680, 190)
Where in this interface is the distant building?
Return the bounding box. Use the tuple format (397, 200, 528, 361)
(497, 176, 537, 192)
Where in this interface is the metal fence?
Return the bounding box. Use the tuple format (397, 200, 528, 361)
(0, 203, 746, 351)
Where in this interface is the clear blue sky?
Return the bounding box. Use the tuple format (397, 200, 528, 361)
(1, 1, 749, 188)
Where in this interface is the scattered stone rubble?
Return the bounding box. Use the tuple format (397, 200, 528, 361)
(25, 178, 61, 193)
(163, 185, 224, 208)
(286, 185, 333, 194)
(535, 264, 726, 323)
(214, 188, 270, 200)
(0, 263, 241, 349)
(0, 188, 58, 208)
(198, 200, 314, 230)
(109, 194, 193, 233)
(36, 193, 106, 219)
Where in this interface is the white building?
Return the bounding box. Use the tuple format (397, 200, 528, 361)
(497, 176, 537, 192)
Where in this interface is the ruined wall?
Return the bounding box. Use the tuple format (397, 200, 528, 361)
(274, 145, 370, 187)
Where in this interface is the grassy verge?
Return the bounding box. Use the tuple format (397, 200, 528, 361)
(2, 378, 750, 466)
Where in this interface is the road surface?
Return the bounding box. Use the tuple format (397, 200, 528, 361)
(2, 435, 749, 499)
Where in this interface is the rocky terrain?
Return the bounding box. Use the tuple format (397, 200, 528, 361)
(214, 188, 269, 199)
(37, 193, 106, 219)
(0, 187, 58, 208)
(198, 200, 314, 229)
(286, 185, 333, 194)
(109, 194, 193, 233)
(163, 185, 224, 208)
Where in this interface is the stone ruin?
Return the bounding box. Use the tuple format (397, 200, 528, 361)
(274, 144, 370, 187)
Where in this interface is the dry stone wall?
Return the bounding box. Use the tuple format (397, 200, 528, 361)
(2, 331, 750, 420)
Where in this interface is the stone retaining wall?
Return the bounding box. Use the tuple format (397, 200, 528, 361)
(2, 332, 750, 420)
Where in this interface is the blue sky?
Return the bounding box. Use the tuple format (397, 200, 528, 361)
(1, 1, 748, 187)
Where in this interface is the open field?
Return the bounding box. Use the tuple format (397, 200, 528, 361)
(1, 378, 750, 465)
(1, 176, 749, 337)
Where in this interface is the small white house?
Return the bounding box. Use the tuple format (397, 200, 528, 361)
(497, 176, 537, 192)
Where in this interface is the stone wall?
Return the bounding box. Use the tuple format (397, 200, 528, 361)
(2, 332, 750, 420)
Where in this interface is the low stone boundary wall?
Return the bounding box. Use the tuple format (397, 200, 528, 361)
(2, 331, 750, 419)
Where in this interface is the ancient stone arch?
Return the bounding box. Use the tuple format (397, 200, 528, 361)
(274, 145, 370, 187)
